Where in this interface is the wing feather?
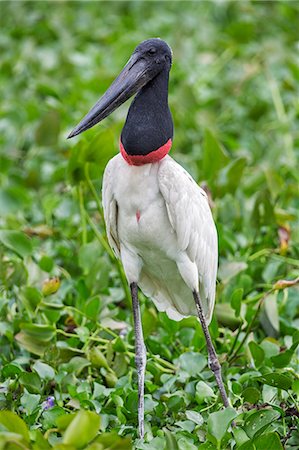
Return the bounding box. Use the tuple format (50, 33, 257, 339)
(158, 157, 218, 322)
(102, 157, 120, 258)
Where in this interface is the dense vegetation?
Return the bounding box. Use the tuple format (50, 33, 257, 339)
(0, 1, 298, 449)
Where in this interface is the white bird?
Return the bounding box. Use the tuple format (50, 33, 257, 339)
(68, 38, 229, 438)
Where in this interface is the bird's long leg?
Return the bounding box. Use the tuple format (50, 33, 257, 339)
(193, 291, 230, 408)
(130, 282, 147, 438)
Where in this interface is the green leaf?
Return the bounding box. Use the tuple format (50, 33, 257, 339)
(271, 341, 299, 368)
(164, 429, 179, 450)
(15, 323, 55, 356)
(231, 288, 243, 317)
(0, 411, 30, 443)
(178, 352, 207, 376)
(21, 389, 41, 415)
(19, 371, 42, 394)
(91, 432, 132, 449)
(248, 341, 265, 368)
(62, 410, 101, 448)
(242, 387, 260, 404)
(185, 410, 204, 426)
(244, 409, 280, 439)
(258, 373, 292, 390)
(33, 361, 55, 380)
(195, 381, 215, 404)
(35, 110, 60, 146)
(0, 230, 33, 258)
(207, 407, 237, 443)
(260, 293, 279, 336)
(202, 129, 229, 181)
(254, 432, 283, 450)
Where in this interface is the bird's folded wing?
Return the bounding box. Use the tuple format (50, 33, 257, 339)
(158, 157, 218, 322)
(102, 158, 120, 258)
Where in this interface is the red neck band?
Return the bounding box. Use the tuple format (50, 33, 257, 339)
(120, 139, 172, 166)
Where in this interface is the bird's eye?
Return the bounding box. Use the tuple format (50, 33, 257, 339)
(147, 47, 156, 55)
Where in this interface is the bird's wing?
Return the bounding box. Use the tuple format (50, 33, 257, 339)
(158, 156, 218, 323)
(102, 157, 120, 258)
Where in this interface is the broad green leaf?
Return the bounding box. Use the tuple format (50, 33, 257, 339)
(19, 371, 42, 394)
(164, 429, 179, 450)
(202, 129, 229, 181)
(15, 323, 55, 356)
(186, 410, 204, 426)
(62, 410, 100, 448)
(195, 381, 215, 404)
(0, 230, 32, 258)
(260, 293, 279, 336)
(178, 352, 207, 376)
(215, 303, 241, 330)
(244, 409, 280, 439)
(242, 387, 260, 404)
(207, 407, 237, 443)
(231, 288, 243, 317)
(33, 361, 55, 380)
(35, 110, 60, 146)
(90, 431, 132, 449)
(21, 389, 41, 415)
(258, 373, 292, 390)
(271, 341, 299, 368)
(254, 432, 283, 450)
(0, 411, 30, 443)
(248, 341, 265, 368)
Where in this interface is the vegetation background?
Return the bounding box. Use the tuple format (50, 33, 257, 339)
(0, 1, 298, 449)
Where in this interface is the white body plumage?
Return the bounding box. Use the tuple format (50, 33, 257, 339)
(103, 153, 218, 324)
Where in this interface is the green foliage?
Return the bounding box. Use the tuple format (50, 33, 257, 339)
(0, 1, 299, 449)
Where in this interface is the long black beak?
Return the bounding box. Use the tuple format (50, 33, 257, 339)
(68, 53, 151, 138)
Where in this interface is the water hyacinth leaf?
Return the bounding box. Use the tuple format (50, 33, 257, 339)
(21, 389, 41, 415)
(244, 409, 280, 439)
(164, 429, 179, 450)
(202, 129, 229, 182)
(178, 352, 207, 376)
(19, 371, 42, 394)
(0, 230, 33, 258)
(35, 110, 60, 146)
(231, 288, 243, 316)
(248, 341, 265, 368)
(260, 293, 279, 337)
(218, 156, 247, 194)
(185, 410, 204, 426)
(1, 362, 23, 378)
(292, 380, 299, 396)
(0, 411, 30, 443)
(62, 410, 100, 448)
(258, 373, 292, 390)
(271, 341, 299, 368)
(43, 407, 68, 429)
(91, 431, 132, 449)
(15, 323, 56, 356)
(242, 387, 260, 404)
(207, 407, 237, 443)
(195, 381, 215, 404)
(33, 361, 55, 380)
(214, 303, 241, 330)
(254, 432, 283, 450)
(218, 261, 248, 283)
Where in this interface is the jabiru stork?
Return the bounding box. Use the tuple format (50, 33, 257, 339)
(68, 38, 230, 438)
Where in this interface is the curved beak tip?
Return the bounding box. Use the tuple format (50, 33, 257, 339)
(67, 128, 79, 139)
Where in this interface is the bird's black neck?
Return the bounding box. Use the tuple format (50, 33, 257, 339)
(121, 68, 173, 156)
